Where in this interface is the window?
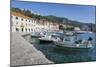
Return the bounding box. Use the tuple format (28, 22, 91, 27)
(21, 23, 24, 28)
(31, 29, 33, 31)
(16, 17, 18, 19)
(21, 28, 24, 32)
(29, 29, 30, 32)
(21, 18, 23, 21)
(26, 24, 27, 26)
(16, 28, 19, 32)
(25, 28, 27, 32)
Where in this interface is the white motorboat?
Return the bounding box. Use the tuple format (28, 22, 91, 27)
(38, 31, 63, 44)
(31, 32, 41, 38)
(38, 35, 54, 43)
(53, 32, 94, 50)
(38, 32, 55, 44)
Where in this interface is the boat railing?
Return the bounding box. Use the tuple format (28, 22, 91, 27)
(75, 39, 93, 47)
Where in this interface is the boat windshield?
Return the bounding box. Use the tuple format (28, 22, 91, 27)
(64, 38, 71, 41)
(51, 34, 60, 39)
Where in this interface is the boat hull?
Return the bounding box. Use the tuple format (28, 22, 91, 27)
(56, 45, 91, 51)
(54, 41, 93, 51)
(31, 35, 41, 38)
(39, 39, 53, 44)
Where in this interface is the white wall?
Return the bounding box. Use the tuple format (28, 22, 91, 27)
(12, 15, 36, 33)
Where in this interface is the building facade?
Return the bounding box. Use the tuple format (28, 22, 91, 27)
(11, 11, 59, 33)
(74, 27, 80, 31)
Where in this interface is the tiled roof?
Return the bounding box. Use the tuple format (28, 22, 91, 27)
(11, 11, 33, 20)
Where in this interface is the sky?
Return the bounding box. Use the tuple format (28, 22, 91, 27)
(11, 0, 96, 23)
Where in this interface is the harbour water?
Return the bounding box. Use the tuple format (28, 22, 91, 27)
(31, 32, 96, 64)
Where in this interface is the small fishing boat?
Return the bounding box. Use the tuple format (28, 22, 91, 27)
(38, 37, 53, 44)
(31, 32, 41, 38)
(53, 32, 94, 50)
(38, 32, 55, 44)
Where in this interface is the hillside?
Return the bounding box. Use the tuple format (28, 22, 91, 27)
(11, 8, 96, 32)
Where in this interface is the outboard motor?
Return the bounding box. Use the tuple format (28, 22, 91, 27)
(88, 37, 93, 41)
(87, 37, 93, 47)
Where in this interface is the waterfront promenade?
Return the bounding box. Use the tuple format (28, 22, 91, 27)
(11, 32, 53, 66)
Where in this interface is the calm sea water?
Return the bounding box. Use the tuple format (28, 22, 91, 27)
(31, 32, 96, 63)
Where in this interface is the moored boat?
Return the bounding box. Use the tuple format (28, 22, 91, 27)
(53, 32, 94, 50)
(38, 37, 53, 44)
(31, 32, 42, 38)
(38, 32, 55, 44)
